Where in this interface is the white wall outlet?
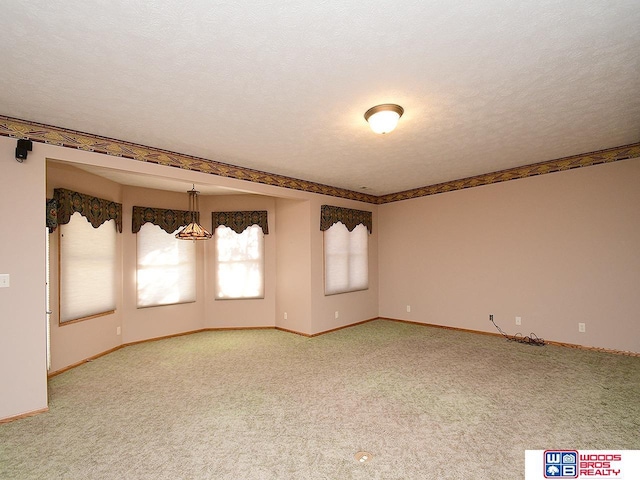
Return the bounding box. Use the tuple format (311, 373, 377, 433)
(406, 305, 411, 313)
(116, 326, 121, 336)
(284, 312, 288, 320)
(578, 322, 586, 333)
(0, 274, 10, 288)
(335, 311, 339, 319)
(515, 316, 521, 326)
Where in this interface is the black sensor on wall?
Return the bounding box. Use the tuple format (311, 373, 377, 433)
(15, 139, 32, 162)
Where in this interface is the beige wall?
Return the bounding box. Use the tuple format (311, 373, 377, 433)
(378, 158, 640, 353)
(275, 198, 313, 333)
(0, 136, 48, 420)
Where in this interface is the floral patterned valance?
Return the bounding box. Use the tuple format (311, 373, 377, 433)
(212, 211, 269, 235)
(46, 198, 58, 233)
(132, 206, 199, 234)
(52, 188, 122, 232)
(320, 205, 372, 233)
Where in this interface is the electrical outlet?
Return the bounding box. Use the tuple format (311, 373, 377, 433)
(0, 274, 9, 288)
(116, 326, 121, 336)
(284, 312, 288, 320)
(515, 316, 521, 326)
(489, 314, 493, 321)
(406, 305, 411, 313)
(578, 323, 586, 333)
(335, 311, 339, 319)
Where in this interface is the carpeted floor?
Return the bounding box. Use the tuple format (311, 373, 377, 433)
(1, 319, 639, 479)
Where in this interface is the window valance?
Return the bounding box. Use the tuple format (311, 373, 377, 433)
(320, 205, 372, 234)
(46, 198, 58, 233)
(132, 206, 199, 234)
(212, 211, 269, 235)
(52, 188, 122, 232)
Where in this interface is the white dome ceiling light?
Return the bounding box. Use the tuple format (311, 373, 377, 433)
(364, 104, 404, 134)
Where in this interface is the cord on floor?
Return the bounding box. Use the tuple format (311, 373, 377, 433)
(491, 317, 545, 346)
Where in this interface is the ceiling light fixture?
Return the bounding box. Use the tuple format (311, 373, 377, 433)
(175, 185, 212, 240)
(364, 104, 404, 134)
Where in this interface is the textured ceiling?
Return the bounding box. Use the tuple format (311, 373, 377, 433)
(1, 1, 639, 196)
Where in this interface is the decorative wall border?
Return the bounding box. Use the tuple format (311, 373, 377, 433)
(2, 115, 638, 205)
(376, 143, 640, 204)
(0, 115, 377, 203)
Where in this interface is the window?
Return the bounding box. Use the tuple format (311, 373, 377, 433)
(215, 224, 264, 299)
(59, 212, 117, 322)
(324, 222, 368, 295)
(136, 222, 196, 308)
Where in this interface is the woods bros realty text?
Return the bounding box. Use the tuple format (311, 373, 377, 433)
(577, 453, 621, 477)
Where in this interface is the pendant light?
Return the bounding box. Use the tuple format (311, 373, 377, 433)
(364, 104, 404, 134)
(175, 185, 212, 240)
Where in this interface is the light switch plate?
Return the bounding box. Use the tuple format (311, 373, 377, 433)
(0, 274, 9, 288)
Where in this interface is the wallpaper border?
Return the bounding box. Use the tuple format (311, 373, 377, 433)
(2, 115, 638, 205)
(376, 143, 640, 204)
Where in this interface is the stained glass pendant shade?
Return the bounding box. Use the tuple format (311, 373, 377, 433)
(175, 186, 212, 240)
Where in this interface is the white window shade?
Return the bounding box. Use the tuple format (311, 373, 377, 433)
(136, 223, 196, 308)
(324, 222, 369, 295)
(59, 212, 117, 322)
(215, 225, 264, 299)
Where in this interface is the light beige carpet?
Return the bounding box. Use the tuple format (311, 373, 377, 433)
(1, 319, 639, 479)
